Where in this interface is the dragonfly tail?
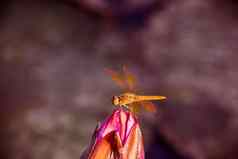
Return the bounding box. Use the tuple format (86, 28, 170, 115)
(136, 95, 166, 102)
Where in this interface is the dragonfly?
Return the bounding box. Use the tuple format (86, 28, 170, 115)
(105, 66, 166, 113)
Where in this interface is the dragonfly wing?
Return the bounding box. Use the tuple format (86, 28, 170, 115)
(105, 68, 127, 89)
(122, 65, 137, 91)
(140, 101, 157, 113)
(129, 103, 141, 114)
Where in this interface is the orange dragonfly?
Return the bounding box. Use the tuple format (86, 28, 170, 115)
(105, 66, 166, 113)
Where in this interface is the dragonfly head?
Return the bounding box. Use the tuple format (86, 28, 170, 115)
(112, 96, 120, 106)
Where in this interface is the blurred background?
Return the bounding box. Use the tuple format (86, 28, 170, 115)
(1, 0, 238, 159)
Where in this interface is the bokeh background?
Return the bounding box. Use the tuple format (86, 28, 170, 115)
(1, 0, 238, 159)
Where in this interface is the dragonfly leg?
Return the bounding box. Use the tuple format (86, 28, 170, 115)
(121, 104, 129, 110)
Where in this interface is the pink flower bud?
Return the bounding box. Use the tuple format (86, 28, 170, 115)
(82, 108, 145, 159)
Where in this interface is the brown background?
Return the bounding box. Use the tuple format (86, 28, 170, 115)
(1, 0, 238, 159)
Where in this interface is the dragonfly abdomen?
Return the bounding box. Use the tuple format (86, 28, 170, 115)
(135, 95, 166, 102)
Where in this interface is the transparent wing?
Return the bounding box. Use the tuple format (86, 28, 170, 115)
(128, 103, 141, 114)
(140, 101, 157, 113)
(104, 68, 128, 90)
(122, 65, 137, 91)
(105, 66, 138, 91)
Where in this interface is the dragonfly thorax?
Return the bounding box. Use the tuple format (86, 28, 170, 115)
(112, 92, 137, 106)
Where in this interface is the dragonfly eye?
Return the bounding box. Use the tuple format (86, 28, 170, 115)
(112, 96, 120, 105)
